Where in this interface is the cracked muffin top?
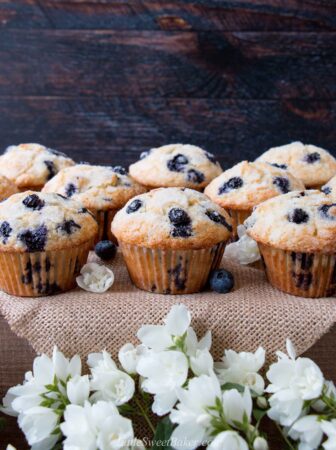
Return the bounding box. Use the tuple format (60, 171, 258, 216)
(42, 164, 146, 211)
(0, 143, 75, 190)
(0, 175, 18, 201)
(0, 191, 98, 252)
(112, 187, 232, 249)
(256, 141, 336, 188)
(245, 190, 336, 253)
(204, 161, 304, 210)
(129, 144, 222, 190)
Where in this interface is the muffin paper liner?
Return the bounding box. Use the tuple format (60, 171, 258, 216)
(0, 240, 93, 297)
(118, 242, 226, 294)
(92, 209, 118, 244)
(227, 208, 252, 241)
(258, 243, 336, 298)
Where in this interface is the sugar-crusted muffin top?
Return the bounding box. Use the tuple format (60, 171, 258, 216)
(256, 142, 336, 187)
(0, 143, 75, 189)
(0, 192, 98, 253)
(321, 175, 336, 198)
(204, 161, 305, 210)
(42, 164, 146, 211)
(0, 175, 18, 202)
(112, 187, 232, 249)
(129, 144, 222, 190)
(245, 190, 336, 253)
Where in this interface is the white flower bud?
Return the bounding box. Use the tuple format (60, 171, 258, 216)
(257, 396, 268, 409)
(66, 375, 90, 406)
(253, 437, 268, 450)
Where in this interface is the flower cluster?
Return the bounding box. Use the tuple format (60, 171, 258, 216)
(1, 304, 335, 450)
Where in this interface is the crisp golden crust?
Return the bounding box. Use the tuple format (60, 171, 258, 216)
(204, 161, 304, 210)
(0, 191, 98, 253)
(42, 164, 146, 211)
(0, 143, 75, 189)
(245, 190, 336, 253)
(112, 187, 232, 249)
(129, 144, 222, 189)
(0, 175, 18, 201)
(256, 141, 336, 187)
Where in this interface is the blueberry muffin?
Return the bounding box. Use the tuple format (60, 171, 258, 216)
(256, 141, 336, 188)
(245, 190, 336, 298)
(112, 187, 232, 294)
(204, 161, 304, 239)
(321, 175, 336, 197)
(42, 164, 146, 243)
(0, 191, 98, 296)
(0, 175, 18, 201)
(0, 143, 75, 191)
(129, 144, 222, 191)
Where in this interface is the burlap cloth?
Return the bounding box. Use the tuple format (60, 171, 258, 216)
(1, 251, 336, 362)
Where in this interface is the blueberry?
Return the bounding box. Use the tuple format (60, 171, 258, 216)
(319, 203, 336, 220)
(218, 177, 243, 195)
(56, 220, 81, 235)
(304, 152, 321, 164)
(18, 225, 48, 252)
(65, 183, 77, 198)
(112, 166, 127, 175)
(205, 210, 233, 232)
(271, 163, 288, 170)
(287, 208, 309, 224)
(0, 221, 12, 244)
(273, 177, 290, 194)
(204, 151, 217, 164)
(168, 208, 191, 226)
(187, 169, 205, 184)
(171, 225, 192, 238)
(126, 199, 143, 214)
(167, 154, 188, 172)
(95, 240, 117, 260)
(22, 194, 45, 210)
(44, 160, 56, 180)
(47, 148, 68, 158)
(321, 186, 332, 195)
(209, 269, 234, 293)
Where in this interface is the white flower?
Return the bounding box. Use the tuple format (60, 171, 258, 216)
(267, 389, 303, 427)
(76, 262, 114, 293)
(6, 446, 17, 450)
(313, 381, 336, 412)
(137, 350, 188, 416)
(67, 375, 90, 406)
(224, 225, 260, 265)
(221, 387, 252, 426)
(170, 374, 222, 450)
(61, 400, 134, 450)
(118, 343, 148, 374)
(207, 431, 248, 450)
(288, 415, 323, 450)
(1, 390, 18, 416)
(89, 351, 135, 405)
(321, 419, 336, 450)
(185, 328, 213, 376)
(18, 406, 59, 448)
(137, 304, 191, 352)
(253, 437, 268, 450)
(215, 347, 265, 395)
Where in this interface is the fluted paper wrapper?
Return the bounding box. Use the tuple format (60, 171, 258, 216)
(227, 208, 252, 241)
(0, 241, 93, 297)
(119, 242, 226, 294)
(259, 243, 336, 298)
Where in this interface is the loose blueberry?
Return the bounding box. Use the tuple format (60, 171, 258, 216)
(65, 183, 77, 198)
(271, 163, 288, 170)
(56, 220, 81, 235)
(319, 203, 336, 220)
(168, 208, 191, 226)
(209, 269, 234, 293)
(287, 208, 309, 224)
(0, 221, 12, 244)
(273, 177, 290, 194)
(321, 186, 332, 195)
(304, 152, 321, 164)
(112, 166, 127, 175)
(187, 169, 205, 184)
(95, 240, 117, 261)
(205, 210, 233, 232)
(126, 199, 143, 214)
(218, 177, 243, 195)
(44, 160, 56, 180)
(167, 154, 188, 172)
(18, 225, 48, 252)
(22, 194, 45, 211)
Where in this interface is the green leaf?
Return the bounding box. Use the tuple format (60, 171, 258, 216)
(221, 382, 245, 393)
(152, 416, 174, 450)
(253, 408, 268, 422)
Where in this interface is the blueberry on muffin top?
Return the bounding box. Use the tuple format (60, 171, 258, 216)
(0, 143, 74, 189)
(204, 161, 304, 210)
(42, 164, 146, 211)
(245, 190, 336, 253)
(256, 141, 336, 188)
(0, 191, 98, 252)
(112, 187, 232, 249)
(129, 144, 222, 190)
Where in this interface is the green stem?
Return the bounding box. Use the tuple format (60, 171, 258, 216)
(275, 422, 296, 450)
(134, 395, 156, 435)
